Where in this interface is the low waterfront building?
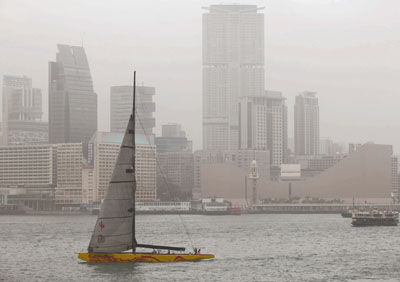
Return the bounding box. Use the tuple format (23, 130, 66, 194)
(193, 149, 270, 200)
(231, 149, 270, 179)
(157, 151, 194, 200)
(200, 143, 395, 203)
(55, 143, 85, 207)
(91, 132, 157, 202)
(250, 203, 400, 214)
(0, 136, 157, 209)
(0, 144, 56, 210)
(296, 155, 346, 172)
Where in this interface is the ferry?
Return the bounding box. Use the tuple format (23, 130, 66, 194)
(135, 201, 191, 214)
(341, 209, 357, 218)
(351, 210, 399, 226)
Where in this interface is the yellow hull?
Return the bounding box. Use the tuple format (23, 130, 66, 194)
(78, 252, 214, 263)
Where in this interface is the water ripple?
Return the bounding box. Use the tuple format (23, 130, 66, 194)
(1, 214, 400, 281)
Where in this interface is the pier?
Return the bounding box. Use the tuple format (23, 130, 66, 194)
(249, 203, 400, 214)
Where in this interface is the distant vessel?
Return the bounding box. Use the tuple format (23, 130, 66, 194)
(342, 198, 357, 218)
(201, 198, 241, 215)
(78, 72, 214, 262)
(201, 206, 241, 216)
(341, 209, 357, 218)
(351, 211, 399, 227)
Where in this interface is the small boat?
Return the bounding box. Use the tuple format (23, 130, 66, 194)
(78, 72, 214, 262)
(351, 210, 399, 227)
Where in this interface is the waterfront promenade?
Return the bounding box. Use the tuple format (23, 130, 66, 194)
(249, 203, 400, 214)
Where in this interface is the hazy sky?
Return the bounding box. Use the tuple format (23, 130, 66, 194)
(1, 0, 400, 151)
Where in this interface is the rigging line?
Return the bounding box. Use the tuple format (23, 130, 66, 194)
(134, 103, 195, 250)
(135, 111, 195, 249)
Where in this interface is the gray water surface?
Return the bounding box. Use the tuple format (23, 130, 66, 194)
(1, 214, 400, 282)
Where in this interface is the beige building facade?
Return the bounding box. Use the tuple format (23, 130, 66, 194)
(91, 132, 157, 202)
(201, 144, 394, 203)
(55, 143, 84, 206)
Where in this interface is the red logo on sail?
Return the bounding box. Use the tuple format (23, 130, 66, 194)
(99, 221, 105, 230)
(98, 235, 105, 243)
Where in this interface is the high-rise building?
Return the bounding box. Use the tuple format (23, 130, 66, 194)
(48, 44, 97, 144)
(161, 123, 186, 137)
(238, 91, 288, 167)
(2, 75, 47, 145)
(202, 5, 265, 151)
(110, 85, 155, 138)
(266, 91, 288, 166)
(294, 91, 319, 156)
(239, 96, 268, 151)
(155, 123, 191, 153)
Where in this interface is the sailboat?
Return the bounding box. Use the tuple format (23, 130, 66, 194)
(78, 71, 214, 262)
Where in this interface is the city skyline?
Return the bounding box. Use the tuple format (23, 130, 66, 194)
(1, 0, 400, 151)
(2, 2, 400, 280)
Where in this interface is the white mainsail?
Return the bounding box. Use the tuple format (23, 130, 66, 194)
(88, 114, 136, 253)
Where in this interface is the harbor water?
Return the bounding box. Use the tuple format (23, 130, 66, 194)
(1, 214, 400, 282)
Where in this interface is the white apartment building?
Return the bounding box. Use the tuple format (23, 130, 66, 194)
(157, 151, 194, 195)
(55, 143, 84, 206)
(0, 136, 157, 208)
(91, 132, 157, 202)
(203, 4, 265, 151)
(0, 145, 55, 189)
(110, 85, 155, 138)
(239, 91, 287, 167)
(294, 91, 320, 156)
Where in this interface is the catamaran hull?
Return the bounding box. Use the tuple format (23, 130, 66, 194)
(78, 253, 214, 262)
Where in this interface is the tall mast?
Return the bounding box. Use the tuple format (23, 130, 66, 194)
(132, 71, 137, 253)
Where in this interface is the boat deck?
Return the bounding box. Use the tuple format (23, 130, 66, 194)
(78, 252, 214, 262)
